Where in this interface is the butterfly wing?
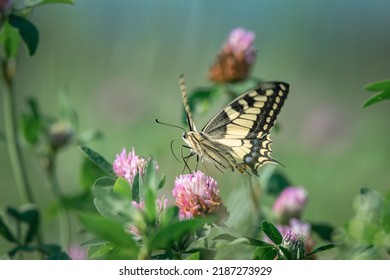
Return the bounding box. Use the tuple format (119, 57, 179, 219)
(201, 81, 289, 175)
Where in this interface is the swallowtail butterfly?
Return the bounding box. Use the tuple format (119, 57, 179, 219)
(180, 75, 289, 176)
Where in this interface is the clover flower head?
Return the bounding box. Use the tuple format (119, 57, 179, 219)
(268, 219, 315, 254)
(225, 27, 256, 64)
(173, 171, 228, 223)
(273, 186, 308, 223)
(282, 231, 307, 260)
(209, 27, 256, 83)
(113, 147, 148, 184)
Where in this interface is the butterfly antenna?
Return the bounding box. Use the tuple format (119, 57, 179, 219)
(170, 138, 182, 163)
(179, 75, 196, 131)
(155, 119, 187, 134)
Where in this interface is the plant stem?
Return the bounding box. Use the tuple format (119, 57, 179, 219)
(46, 154, 71, 250)
(2, 73, 44, 252)
(2, 83, 35, 204)
(249, 176, 262, 219)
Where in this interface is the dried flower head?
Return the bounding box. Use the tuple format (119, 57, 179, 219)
(173, 171, 228, 223)
(113, 147, 149, 184)
(209, 27, 256, 83)
(273, 186, 308, 223)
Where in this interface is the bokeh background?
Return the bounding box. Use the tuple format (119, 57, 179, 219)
(1, 0, 389, 249)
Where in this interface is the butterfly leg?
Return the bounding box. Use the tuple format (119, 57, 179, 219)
(181, 144, 195, 173)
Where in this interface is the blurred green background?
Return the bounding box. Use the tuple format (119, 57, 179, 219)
(1, 0, 389, 246)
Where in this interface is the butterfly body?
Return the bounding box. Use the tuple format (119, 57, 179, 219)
(180, 76, 289, 176)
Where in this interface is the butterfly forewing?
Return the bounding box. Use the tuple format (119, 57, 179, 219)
(202, 82, 289, 140)
(181, 78, 289, 176)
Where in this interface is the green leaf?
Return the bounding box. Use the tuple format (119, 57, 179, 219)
(113, 177, 131, 199)
(245, 236, 271, 247)
(93, 195, 134, 224)
(87, 242, 136, 260)
(8, 245, 36, 258)
(79, 146, 116, 177)
(0, 22, 21, 58)
(92, 177, 116, 197)
(184, 248, 216, 260)
(8, 15, 39, 56)
(6, 206, 40, 244)
(0, 216, 17, 243)
(363, 80, 390, 108)
(213, 233, 236, 243)
(306, 244, 336, 257)
(38, 244, 62, 255)
(87, 242, 111, 259)
(80, 238, 106, 247)
(132, 173, 140, 203)
(93, 178, 134, 223)
(144, 188, 157, 223)
(143, 158, 157, 191)
(261, 221, 282, 245)
(185, 251, 200, 260)
(311, 222, 335, 242)
(20, 98, 42, 145)
(80, 158, 107, 191)
(278, 245, 292, 260)
(150, 218, 206, 249)
(252, 245, 277, 260)
(157, 174, 166, 190)
(79, 214, 139, 252)
(48, 252, 71, 260)
(262, 248, 278, 260)
(356, 187, 383, 224)
(19, 206, 39, 244)
(382, 192, 390, 233)
(94, 177, 116, 188)
(6, 207, 21, 221)
(160, 206, 179, 226)
(365, 80, 390, 91)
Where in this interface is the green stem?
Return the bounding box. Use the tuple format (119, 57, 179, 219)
(46, 154, 71, 250)
(249, 176, 262, 219)
(2, 74, 44, 253)
(2, 83, 35, 204)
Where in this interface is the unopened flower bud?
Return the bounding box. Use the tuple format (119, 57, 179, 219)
(48, 121, 74, 150)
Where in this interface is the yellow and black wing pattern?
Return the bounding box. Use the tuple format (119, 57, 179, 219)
(181, 77, 289, 176)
